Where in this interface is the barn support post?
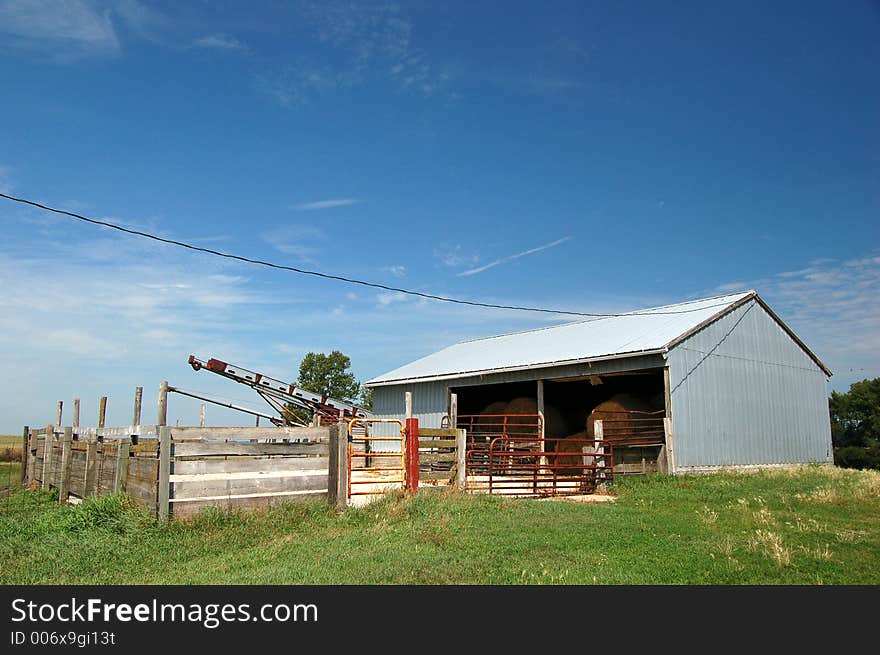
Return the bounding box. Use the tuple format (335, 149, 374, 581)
(328, 423, 348, 510)
(20, 426, 29, 485)
(405, 417, 419, 493)
(158, 426, 171, 524)
(536, 379, 546, 467)
(662, 367, 676, 475)
(58, 427, 73, 503)
(594, 420, 607, 480)
(663, 418, 676, 475)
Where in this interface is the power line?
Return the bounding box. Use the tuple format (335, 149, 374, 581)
(3, 191, 734, 318)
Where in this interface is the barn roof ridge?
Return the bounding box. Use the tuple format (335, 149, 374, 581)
(455, 290, 757, 346)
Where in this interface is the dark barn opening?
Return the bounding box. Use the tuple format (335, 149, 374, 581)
(451, 369, 668, 474)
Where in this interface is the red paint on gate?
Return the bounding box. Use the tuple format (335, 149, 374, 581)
(405, 418, 419, 493)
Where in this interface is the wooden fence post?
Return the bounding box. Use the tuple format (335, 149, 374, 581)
(55, 401, 63, 427)
(199, 403, 206, 427)
(158, 381, 168, 426)
(405, 391, 413, 419)
(158, 426, 171, 523)
(73, 398, 80, 429)
(115, 438, 131, 493)
(449, 392, 458, 429)
(328, 423, 348, 510)
(58, 427, 73, 503)
(98, 396, 108, 429)
(27, 428, 37, 484)
(455, 428, 466, 490)
(84, 442, 98, 497)
(41, 425, 53, 491)
(132, 387, 143, 427)
(20, 425, 29, 485)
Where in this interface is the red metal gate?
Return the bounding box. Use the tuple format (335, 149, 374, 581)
(487, 437, 614, 496)
(477, 436, 613, 497)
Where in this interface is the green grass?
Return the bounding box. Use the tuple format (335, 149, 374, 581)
(0, 462, 22, 490)
(1, 465, 878, 584)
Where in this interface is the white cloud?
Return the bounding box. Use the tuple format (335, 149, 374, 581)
(292, 198, 360, 211)
(376, 291, 408, 306)
(383, 265, 406, 278)
(434, 244, 479, 269)
(261, 224, 326, 263)
(0, 0, 120, 56)
(257, 2, 450, 106)
(713, 253, 880, 390)
(458, 236, 572, 277)
(194, 33, 246, 51)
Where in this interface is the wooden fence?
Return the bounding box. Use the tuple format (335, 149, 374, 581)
(418, 428, 466, 488)
(23, 424, 339, 521)
(21, 419, 469, 520)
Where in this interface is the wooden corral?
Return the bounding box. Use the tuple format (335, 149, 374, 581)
(23, 424, 337, 520)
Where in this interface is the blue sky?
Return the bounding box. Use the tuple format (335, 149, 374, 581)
(0, 0, 877, 432)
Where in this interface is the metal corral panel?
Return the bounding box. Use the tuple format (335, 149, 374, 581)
(668, 298, 832, 470)
(367, 292, 753, 386)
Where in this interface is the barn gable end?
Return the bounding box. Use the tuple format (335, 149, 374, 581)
(667, 297, 832, 470)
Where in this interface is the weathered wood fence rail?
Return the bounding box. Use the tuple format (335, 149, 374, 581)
(23, 424, 344, 521)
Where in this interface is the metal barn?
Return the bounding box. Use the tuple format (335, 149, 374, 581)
(365, 291, 833, 476)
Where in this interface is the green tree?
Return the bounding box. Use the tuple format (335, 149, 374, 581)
(359, 386, 374, 411)
(830, 377, 880, 470)
(830, 378, 880, 448)
(297, 351, 361, 402)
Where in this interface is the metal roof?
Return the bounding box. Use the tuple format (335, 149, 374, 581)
(366, 290, 825, 386)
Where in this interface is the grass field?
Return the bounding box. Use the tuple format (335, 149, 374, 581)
(0, 465, 877, 585)
(0, 434, 21, 457)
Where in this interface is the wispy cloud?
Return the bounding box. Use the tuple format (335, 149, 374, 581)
(383, 265, 406, 278)
(0, 165, 13, 193)
(193, 33, 247, 51)
(292, 198, 360, 211)
(261, 224, 326, 263)
(257, 2, 450, 106)
(0, 0, 120, 57)
(713, 253, 880, 388)
(434, 244, 479, 269)
(376, 291, 408, 306)
(458, 237, 573, 277)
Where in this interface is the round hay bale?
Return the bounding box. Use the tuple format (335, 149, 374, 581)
(504, 397, 566, 438)
(586, 393, 656, 437)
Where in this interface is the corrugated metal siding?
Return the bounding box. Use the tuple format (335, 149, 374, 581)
(668, 299, 832, 469)
(371, 380, 449, 438)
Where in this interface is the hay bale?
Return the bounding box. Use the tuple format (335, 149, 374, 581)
(504, 397, 567, 438)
